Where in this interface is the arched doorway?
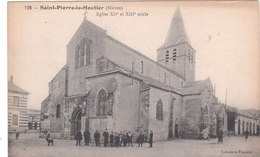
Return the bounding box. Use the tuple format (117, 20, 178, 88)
(253, 123, 255, 135)
(242, 121, 245, 135)
(70, 107, 82, 137)
(250, 122, 252, 135)
(175, 117, 179, 138)
(238, 119, 240, 135)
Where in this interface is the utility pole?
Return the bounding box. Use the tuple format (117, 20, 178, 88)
(131, 61, 134, 85)
(83, 11, 88, 19)
(214, 83, 216, 96)
(225, 88, 227, 105)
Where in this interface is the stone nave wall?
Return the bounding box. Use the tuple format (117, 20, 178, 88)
(149, 87, 183, 141)
(41, 68, 67, 138)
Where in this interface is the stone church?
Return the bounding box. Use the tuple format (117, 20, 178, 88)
(41, 7, 218, 141)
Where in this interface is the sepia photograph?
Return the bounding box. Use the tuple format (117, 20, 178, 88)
(7, 1, 260, 157)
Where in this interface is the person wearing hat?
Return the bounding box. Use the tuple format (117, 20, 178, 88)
(103, 129, 109, 147)
(218, 129, 223, 143)
(109, 131, 114, 147)
(94, 130, 100, 146)
(149, 130, 153, 147)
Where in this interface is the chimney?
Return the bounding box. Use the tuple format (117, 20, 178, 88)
(10, 75, 13, 84)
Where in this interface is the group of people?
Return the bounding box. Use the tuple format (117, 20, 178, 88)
(94, 129, 134, 147)
(74, 129, 153, 148)
(137, 130, 153, 147)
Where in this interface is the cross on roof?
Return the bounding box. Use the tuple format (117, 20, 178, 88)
(84, 11, 88, 19)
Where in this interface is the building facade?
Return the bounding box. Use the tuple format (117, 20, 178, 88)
(8, 76, 30, 132)
(211, 103, 228, 137)
(41, 8, 218, 140)
(8, 76, 41, 132)
(225, 106, 258, 136)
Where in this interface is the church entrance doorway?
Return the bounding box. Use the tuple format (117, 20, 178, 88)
(74, 111, 82, 133)
(70, 107, 82, 137)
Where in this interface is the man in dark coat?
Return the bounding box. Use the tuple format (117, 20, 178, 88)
(75, 130, 83, 146)
(128, 131, 133, 147)
(110, 132, 114, 147)
(149, 130, 153, 147)
(119, 131, 123, 147)
(46, 131, 54, 146)
(138, 132, 144, 147)
(125, 132, 129, 147)
(103, 129, 109, 147)
(15, 131, 19, 140)
(123, 131, 128, 147)
(83, 130, 90, 145)
(245, 130, 249, 141)
(115, 133, 120, 147)
(217, 129, 223, 143)
(94, 130, 100, 146)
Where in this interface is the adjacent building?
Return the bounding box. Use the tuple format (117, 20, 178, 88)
(225, 106, 258, 136)
(8, 76, 41, 132)
(8, 76, 30, 132)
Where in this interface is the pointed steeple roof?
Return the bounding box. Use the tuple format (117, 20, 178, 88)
(160, 7, 190, 49)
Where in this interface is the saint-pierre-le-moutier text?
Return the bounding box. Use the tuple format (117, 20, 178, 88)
(39, 5, 123, 11)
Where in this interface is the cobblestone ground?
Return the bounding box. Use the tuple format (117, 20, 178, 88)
(8, 133, 260, 157)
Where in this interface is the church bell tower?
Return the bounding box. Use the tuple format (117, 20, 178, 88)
(157, 7, 195, 82)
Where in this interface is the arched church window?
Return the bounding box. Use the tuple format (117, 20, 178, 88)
(83, 42, 88, 66)
(75, 38, 92, 68)
(83, 39, 92, 66)
(97, 89, 107, 116)
(80, 45, 85, 67)
(141, 61, 144, 73)
(156, 100, 163, 121)
(106, 93, 113, 116)
(56, 104, 61, 118)
(96, 89, 113, 116)
(75, 45, 80, 68)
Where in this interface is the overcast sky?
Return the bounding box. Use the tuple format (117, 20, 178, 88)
(8, 1, 260, 110)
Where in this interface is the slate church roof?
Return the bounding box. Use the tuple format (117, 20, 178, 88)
(179, 78, 214, 95)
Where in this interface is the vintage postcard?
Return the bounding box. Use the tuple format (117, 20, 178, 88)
(7, 1, 260, 157)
